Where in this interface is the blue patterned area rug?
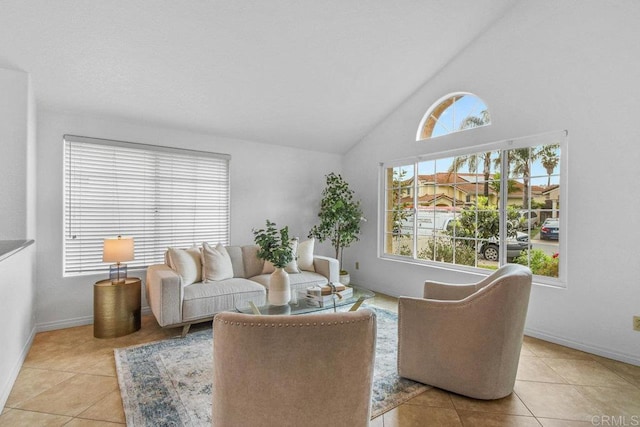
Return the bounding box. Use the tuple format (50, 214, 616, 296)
(115, 306, 429, 426)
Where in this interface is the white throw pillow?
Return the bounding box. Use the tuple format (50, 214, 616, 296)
(261, 238, 300, 274)
(202, 242, 234, 282)
(167, 246, 202, 286)
(296, 238, 315, 272)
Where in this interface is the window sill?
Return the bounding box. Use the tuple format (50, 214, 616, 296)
(379, 254, 566, 288)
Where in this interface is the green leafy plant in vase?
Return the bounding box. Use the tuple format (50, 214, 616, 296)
(309, 173, 364, 285)
(253, 220, 294, 305)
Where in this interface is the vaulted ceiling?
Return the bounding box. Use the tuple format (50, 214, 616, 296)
(0, 0, 516, 153)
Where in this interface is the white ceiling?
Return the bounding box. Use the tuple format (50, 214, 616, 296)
(0, 0, 516, 153)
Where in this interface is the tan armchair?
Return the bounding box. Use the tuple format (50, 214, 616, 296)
(398, 264, 532, 400)
(212, 309, 377, 427)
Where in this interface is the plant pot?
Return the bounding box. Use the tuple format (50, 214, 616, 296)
(269, 267, 291, 305)
(339, 272, 351, 285)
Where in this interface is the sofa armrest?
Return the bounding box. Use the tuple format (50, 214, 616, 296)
(312, 256, 340, 283)
(146, 264, 183, 327)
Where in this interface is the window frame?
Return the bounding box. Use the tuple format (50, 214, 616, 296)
(63, 135, 231, 276)
(379, 131, 568, 287)
(416, 92, 491, 141)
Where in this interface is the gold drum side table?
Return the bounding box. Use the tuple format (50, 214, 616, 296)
(94, 277, 141, 338)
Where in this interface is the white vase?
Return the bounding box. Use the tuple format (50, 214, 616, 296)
(269, 267, 291, 306)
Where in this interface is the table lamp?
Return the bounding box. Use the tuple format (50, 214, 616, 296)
(103, 236, 134, 284)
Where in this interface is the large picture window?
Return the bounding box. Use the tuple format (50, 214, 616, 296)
(382, 131, 566, 286)
(63, 135, 230, 275)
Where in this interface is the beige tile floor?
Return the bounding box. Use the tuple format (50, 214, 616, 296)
(2, 294, 639, 426)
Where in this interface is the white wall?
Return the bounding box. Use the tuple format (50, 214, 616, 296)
(0, 68, 37, 409)
(0, 68, 30, 239)
(35, 110, 341, 329)
(343, 0, 640, 365)
(0, 245, 36, 409)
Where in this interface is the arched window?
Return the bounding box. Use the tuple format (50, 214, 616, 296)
(417, 92, 490, 140)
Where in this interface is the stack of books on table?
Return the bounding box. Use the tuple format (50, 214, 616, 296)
(303, 284, 353, 307)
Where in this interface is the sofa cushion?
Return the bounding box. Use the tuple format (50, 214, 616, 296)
(182, 278, 266, 322)
(241, 245, 264, 278)
(167, 246, 202, 286)
(202, 243, 234, 282)
(225, 245, 246, 278)
(250, 271, 328, 294)
(297, 238, 315, 272)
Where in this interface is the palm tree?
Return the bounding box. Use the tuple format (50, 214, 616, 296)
(448, 111, 496, 197)
(509, 144, 559, 208)
(540, 144, 560, 187)
(448, 151, 498, 198)
(507, 148, 528, 208)
(460, 110, 491, 130)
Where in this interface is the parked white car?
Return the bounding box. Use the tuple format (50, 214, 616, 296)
(401, 210, 457, 237)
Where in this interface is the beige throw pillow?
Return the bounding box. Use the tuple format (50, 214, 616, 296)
(202, 242, 234, 282)
(167, 246, 202, 286)
(296, 238, 315, 272)
(261, 238, 300, 274)
(261, 259, 275, 274)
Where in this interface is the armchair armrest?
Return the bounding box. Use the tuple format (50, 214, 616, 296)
(424, 281, 478, 300)
(146, 264, 183, 327)
(312, 255, 340, 283)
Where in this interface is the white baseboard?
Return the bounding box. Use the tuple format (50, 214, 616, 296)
(524, 327, 640, 367)
(0, 326, 36, 411)
(36, 306, 153, 333)
(36, 315, 93, 332)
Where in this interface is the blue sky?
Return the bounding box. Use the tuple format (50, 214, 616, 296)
(431, 94, 488, 138)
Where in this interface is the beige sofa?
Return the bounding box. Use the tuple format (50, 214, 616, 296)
(146, 242, 339, 336)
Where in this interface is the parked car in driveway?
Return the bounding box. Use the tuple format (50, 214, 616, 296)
(481, 232, 529, 261)
(540, 218, 559, 240)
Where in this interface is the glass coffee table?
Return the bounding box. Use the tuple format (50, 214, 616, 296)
(235, 286, 375, 315)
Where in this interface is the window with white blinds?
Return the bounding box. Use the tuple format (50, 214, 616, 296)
(63, 135, 231, 275)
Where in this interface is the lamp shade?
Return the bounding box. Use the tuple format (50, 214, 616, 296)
(103, 236, 134, 263)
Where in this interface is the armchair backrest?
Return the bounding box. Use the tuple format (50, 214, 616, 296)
(472, 263, 532, 334)
(212, 309, 377, 427)
(476, 263, 531, 293)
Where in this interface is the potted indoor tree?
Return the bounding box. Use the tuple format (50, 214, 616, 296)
(253, 220, 294, 305)
(309, 173, 364, 285)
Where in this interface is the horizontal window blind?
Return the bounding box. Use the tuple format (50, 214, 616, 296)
(63, 135, 230, 275)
